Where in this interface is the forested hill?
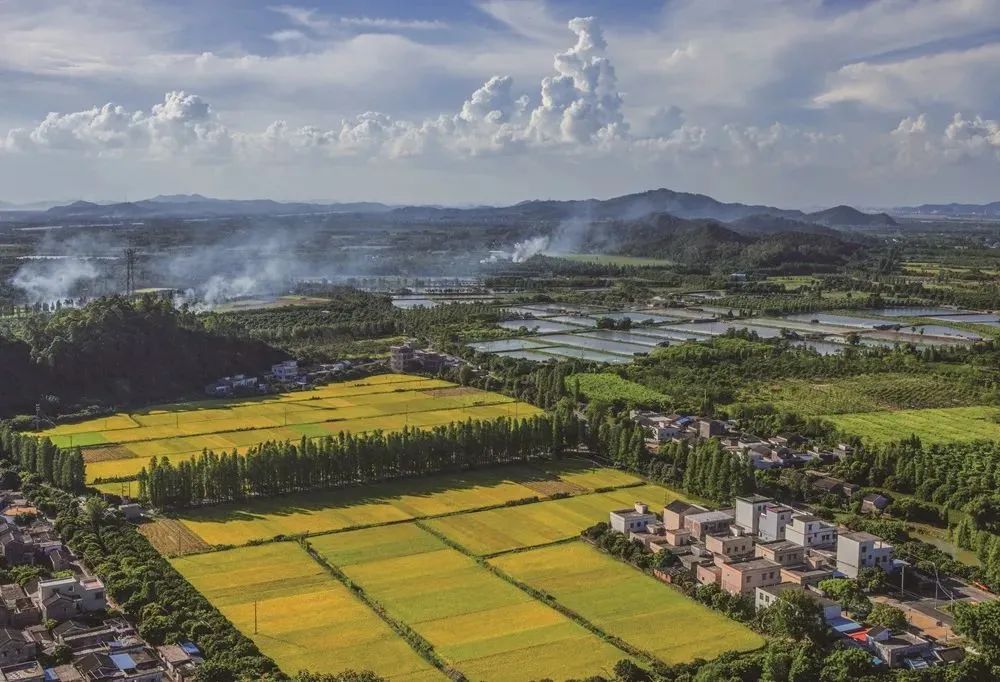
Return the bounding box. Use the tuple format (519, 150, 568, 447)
(571, 213, 863, 270)
(0, 296, 283, 414)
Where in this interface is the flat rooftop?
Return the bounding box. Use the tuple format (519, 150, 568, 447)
(726, 558, 781, 572)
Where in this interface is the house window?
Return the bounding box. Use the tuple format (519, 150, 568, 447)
(745, 576, 751, 583)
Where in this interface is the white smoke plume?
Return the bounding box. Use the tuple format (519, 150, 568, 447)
(512, 236, 550, 262)
(11, 257, 101, 304)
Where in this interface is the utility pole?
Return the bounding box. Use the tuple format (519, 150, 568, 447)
(123, 248, 137, 296)
(254, 600, 258, 634)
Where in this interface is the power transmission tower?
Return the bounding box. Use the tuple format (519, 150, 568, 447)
(124, 248, 137, 296)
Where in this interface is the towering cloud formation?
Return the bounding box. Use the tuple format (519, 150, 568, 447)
(3, 92, 230, 158)
(0, 18, 631, 161)
(527, 16, 626, 144)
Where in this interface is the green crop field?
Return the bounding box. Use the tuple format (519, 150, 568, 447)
(424, 483, 684, 556)
(736, 373, 987, 415)
(170, 460, 642, 549)
(36, 374, 540, 483)
(490, 543, 764, 664)
(823, 406, 1000, 444)
(309, 524, 627, 681)
(567, 373, 672, 406)
(171, 543, 442, 681)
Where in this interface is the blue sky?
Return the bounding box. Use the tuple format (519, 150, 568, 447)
(1, 0, 999, 207)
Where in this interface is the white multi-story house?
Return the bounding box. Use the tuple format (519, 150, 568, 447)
(785, 514, 838, 549)
(609, 503, 657, 534)
(836, 532, 894, 578)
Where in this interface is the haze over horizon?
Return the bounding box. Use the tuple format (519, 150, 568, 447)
(2, 0, 1000, 207)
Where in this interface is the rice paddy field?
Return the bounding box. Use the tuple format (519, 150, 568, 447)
(423, 483, 687, 556)
(490, 543, 765, 663)
(171, 460, 643, 548)
(163, 463, 760, 679)
(309, 524, 627, 681)
(171, 543, 442, 681)
(823, 406, 1000, 444)
(36, 374, 540, 483)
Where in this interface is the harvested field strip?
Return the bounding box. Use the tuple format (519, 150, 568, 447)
(424, 484, 683, 556)
(490, 543, 765, 664)
(172, 460, 640, 548)
(171, 543, 442, 681)
(823, 405, 1000, 444)
(137, 518, 211, 556)
(309, 524, 627, 681)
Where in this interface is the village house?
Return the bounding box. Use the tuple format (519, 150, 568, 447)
(836, 532, 894, 579)
(35, 576, 106, 621)
(0, 585, 39, 629)
(0, 660, 44, 682)
(734, 495, 772, 535)
(758, 504, 794, 542)
(203, 374, 258, 397)
(609, 503, 658, 534)
(75, 643, 166, 682)
(754, 541, 805, 567)
(861, 493, 892, 515)
(0, 524, 35, 567)
(705, 532, 753, 561)
(785, 515, 838, 549)
(683, 509, 735, 539)
(0, 629, 35, 667)
(269, 360, 300, 381)
(755, 583, 842, 622)
(857, 626, 934, 668)
(662, 501, 703, 531)
(696, 563, 722, 587)
(389, 341, 447, 373)
(698, 419, 725, 439)
(720, 558, 783, 596)
(780, 564, 836, 586)
(156, 642, 202, 681)
(632, 411, 681, 441)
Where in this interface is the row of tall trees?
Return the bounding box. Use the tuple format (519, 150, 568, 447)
(138, 414, 576, 508)
(0, 426, 85, 491)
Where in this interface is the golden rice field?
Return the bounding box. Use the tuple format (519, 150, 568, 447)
(172, 460, 643, 548)
(424, 483, 684, 556)
(309, 524, 628, 681)
(491, 543, 765, 664)
(36, 374, 541, 483)
(171, 543, 442, 681)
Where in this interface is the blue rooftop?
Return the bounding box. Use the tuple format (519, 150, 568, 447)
(110, 653, 136, 671)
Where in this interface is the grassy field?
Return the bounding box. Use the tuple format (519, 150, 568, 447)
(736, 373, 987, 415)
(37, 374, 540, 483)
(171, 543, 442, 681)
(170, 460, 642, 549)
(424, 483, 682, 556)
(562, 253, 673, 267)
(824, 406, 1000, 444)
(567, 373, 671, 406)
(309, 524, 627, 681)
(491, 543, 764, 663)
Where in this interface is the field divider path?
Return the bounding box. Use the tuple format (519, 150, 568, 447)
(413, 520, 665, 670)
(299, 538, 466, 682)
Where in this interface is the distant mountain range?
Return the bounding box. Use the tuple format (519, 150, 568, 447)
(892, 202, 1000, 218)
(37, 195, 392, 220)
(0, 187, 900, 228)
